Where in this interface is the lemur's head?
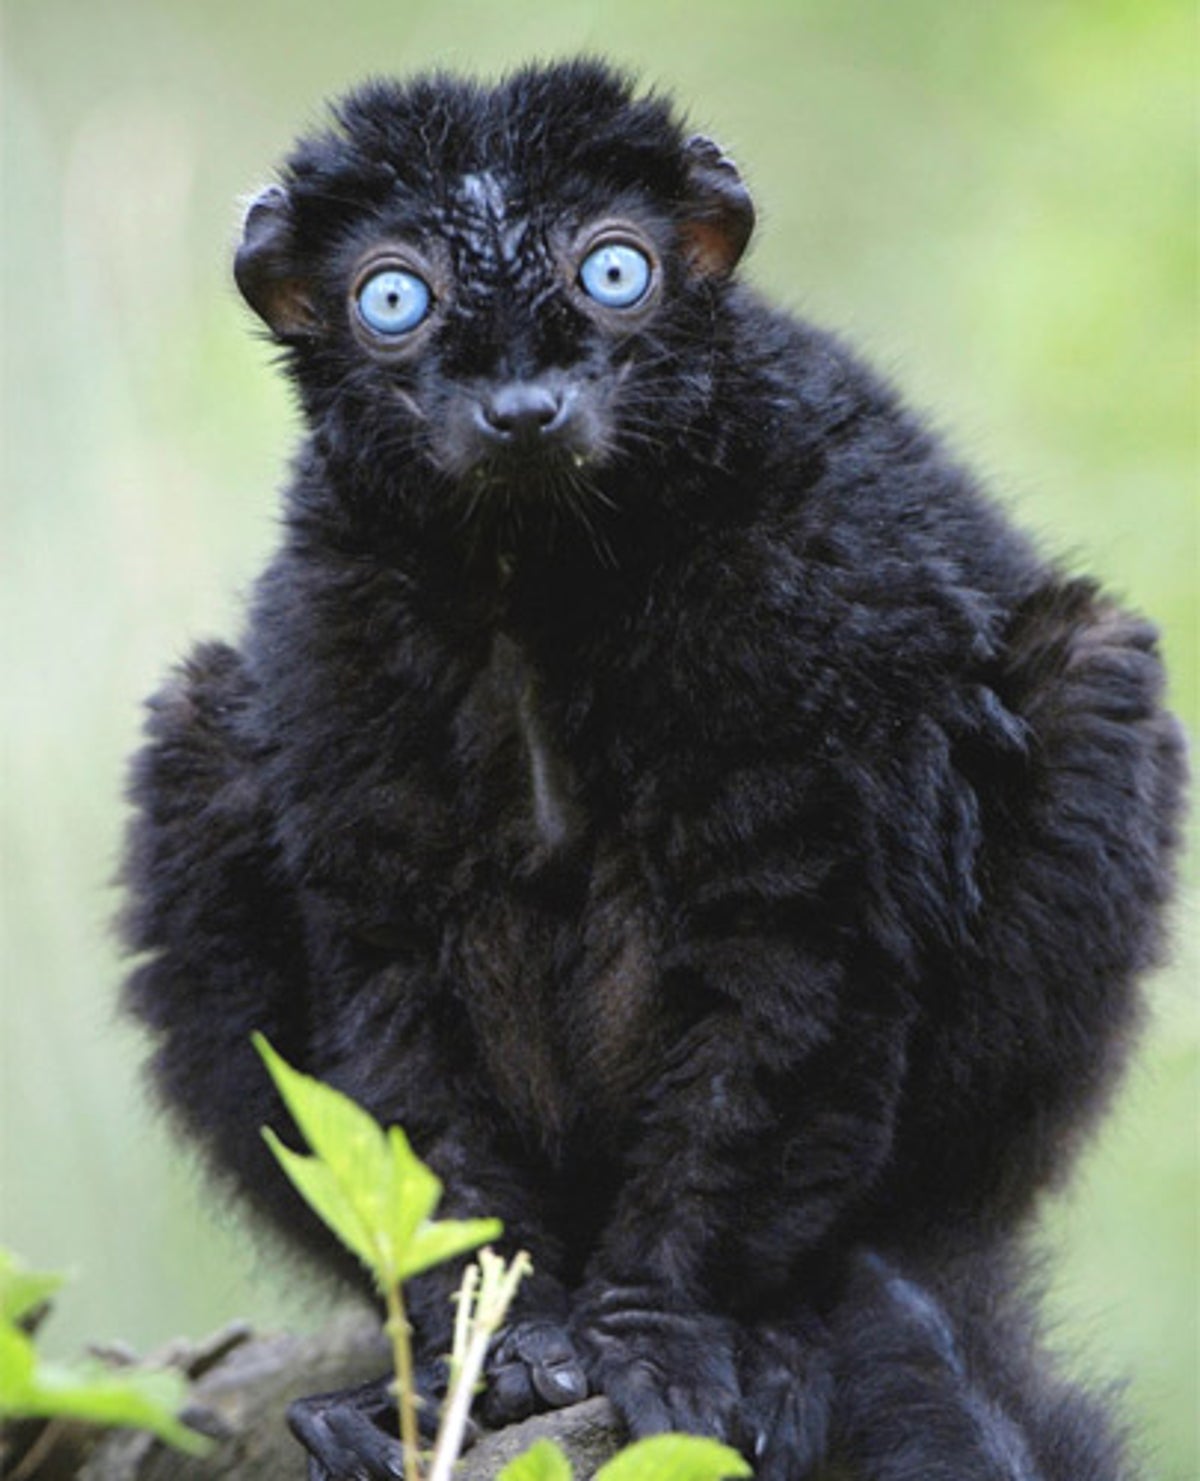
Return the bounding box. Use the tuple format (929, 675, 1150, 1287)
(235, 60, 754, 544)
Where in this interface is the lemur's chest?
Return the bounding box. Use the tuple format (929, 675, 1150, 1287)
(439, 632, 669, 1153)
(452, 631, 587, 865)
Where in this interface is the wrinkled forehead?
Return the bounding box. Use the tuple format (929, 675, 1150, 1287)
(445, 169, 530, 250)
(434, 166, 657, 244)
(317, 154, 669, 291)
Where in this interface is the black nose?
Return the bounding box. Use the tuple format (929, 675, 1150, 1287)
(479, 383, 565, 441)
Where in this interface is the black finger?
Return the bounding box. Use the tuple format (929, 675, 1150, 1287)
(481, 1359, 537, 1425)
(531, 1354, 588, 1408)
(288, 1394, 403, 1481)
(325, 1403, 405, 1479)
(604, 1367, 676, 1436)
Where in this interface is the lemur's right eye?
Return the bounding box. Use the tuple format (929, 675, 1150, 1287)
(355, 268, 431, 336)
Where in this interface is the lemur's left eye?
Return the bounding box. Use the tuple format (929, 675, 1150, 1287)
(578, 242, 652, 308)
(356, 268, 431, 336)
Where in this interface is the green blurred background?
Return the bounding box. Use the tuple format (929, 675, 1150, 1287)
(2, 0, 1195, 1474)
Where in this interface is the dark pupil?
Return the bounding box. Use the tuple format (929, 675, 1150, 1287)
(606, 265, 622, 282)
(387, 290, 400, 306)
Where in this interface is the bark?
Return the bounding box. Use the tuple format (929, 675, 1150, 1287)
(1, 1314, 624, 1481)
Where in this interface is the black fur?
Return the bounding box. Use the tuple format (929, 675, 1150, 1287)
(121, 60, 1187, 1479)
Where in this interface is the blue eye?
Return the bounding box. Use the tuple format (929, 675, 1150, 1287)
(578, 242, 653, 308)
(356, 268, 431, 336)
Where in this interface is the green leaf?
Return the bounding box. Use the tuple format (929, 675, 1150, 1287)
(380, 1128, 498, 1279)
(256, 1037, 503, 1290)
(257, 1035, 413, 1284)
(0, 1321, 37, 1396)
(19, 1362, 205, 1452)
(0, 1248, 66, 1325)
(262, 1128, 381, 1272)
(0, 1323, 206, 1454)
(497, 1437, 574, 1481)
(399, 1217, 503, 1283)
(596, 1434, 752, 1481)
(255, 1034, 395, 1201)
(380, 1123, 447, 1262)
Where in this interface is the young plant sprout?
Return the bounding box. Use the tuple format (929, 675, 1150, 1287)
(254, 1036, 748, 1480)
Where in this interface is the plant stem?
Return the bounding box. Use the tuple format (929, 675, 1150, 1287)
(428, 1251, 532, 1481)
(427, 1319, 490, 1481)
(384, 1278, 422, 1481)
(450, 1260, 480, 1380)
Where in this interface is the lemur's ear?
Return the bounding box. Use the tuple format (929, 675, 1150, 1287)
(234, 185, 318, 339)
(679, 135, 755, 279)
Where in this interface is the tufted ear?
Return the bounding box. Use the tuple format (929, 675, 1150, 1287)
(679, 135, 756, 279)
(233, 185, 318, 339)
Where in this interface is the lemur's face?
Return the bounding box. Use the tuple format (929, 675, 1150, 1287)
(323, 174, 672, 484)
(234, 64, 753, 540)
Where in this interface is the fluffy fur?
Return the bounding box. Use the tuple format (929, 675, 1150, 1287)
(121, 60, 1186, 1479)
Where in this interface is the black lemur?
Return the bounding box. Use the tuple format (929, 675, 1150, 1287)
(121, 60, 1186, 1480)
